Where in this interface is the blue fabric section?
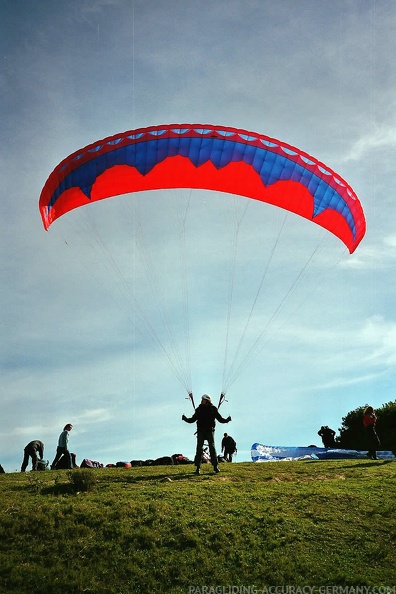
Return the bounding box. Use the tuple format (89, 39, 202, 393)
(47, 136, 356, 239)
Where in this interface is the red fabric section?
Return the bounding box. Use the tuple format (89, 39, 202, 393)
(43, 156, 356, 252)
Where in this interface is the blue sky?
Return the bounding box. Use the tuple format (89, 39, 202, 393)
(2, 0, 396, 471)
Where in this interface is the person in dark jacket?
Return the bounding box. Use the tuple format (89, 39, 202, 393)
(21, 440, 44, 472)
(182, 394, 231, 474)
(363, 406, 380, 460)
(222, 433, 237, 462)
(317, 426, 336, 448)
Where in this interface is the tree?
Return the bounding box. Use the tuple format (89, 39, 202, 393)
(337, 400, 396, 453)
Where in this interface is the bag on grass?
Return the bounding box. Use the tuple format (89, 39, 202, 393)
(37, 459, 49, 471)
(81, 459, 103, 468)
(154, 456, 174, 466)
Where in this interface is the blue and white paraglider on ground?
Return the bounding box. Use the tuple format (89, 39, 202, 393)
(251, 443, 396, 462)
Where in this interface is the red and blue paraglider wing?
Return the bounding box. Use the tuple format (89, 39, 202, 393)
(39, 124, 365, 253)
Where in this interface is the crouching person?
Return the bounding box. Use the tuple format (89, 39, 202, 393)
(21, 440, 44, 472)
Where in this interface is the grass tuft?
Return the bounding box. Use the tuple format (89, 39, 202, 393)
(68, 468, 97, 492)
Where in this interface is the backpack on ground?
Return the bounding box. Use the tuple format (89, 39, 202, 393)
(37, 459, 49, 471)
(171, 453, 193, 464)
(81, 459, 104, 468)
(56, 452, 78, 469)
(154, 456, 174, 466)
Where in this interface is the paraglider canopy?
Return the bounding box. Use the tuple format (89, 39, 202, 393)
(39, 124, 365, 253)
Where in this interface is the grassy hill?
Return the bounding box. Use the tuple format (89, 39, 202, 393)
(1, 460, 395, 593)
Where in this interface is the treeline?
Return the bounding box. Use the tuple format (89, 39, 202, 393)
(337, 400, 396, 452)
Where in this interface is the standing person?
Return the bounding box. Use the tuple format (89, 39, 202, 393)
(182, 394, 231, 475)
(51, 424, 73, 469)
(363, 406, 380, 460)
(21, 440, 44, 472)
(317, 426, 336, 448)
(221, 433, 237, 462)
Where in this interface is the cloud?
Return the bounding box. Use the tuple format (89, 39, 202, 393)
(307, 371, 387, 392)
(339, 234, 396, 270)
(344, 125, 396, 162)
(358, 315, 396, 366)
(73, 408, 113, 427)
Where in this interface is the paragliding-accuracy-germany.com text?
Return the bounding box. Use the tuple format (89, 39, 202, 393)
(187, 586, 396, 594)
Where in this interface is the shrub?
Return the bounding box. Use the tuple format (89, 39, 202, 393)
(68, 468, 97, 492)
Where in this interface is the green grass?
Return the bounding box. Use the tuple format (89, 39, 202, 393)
(1, 460, 396, 593)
